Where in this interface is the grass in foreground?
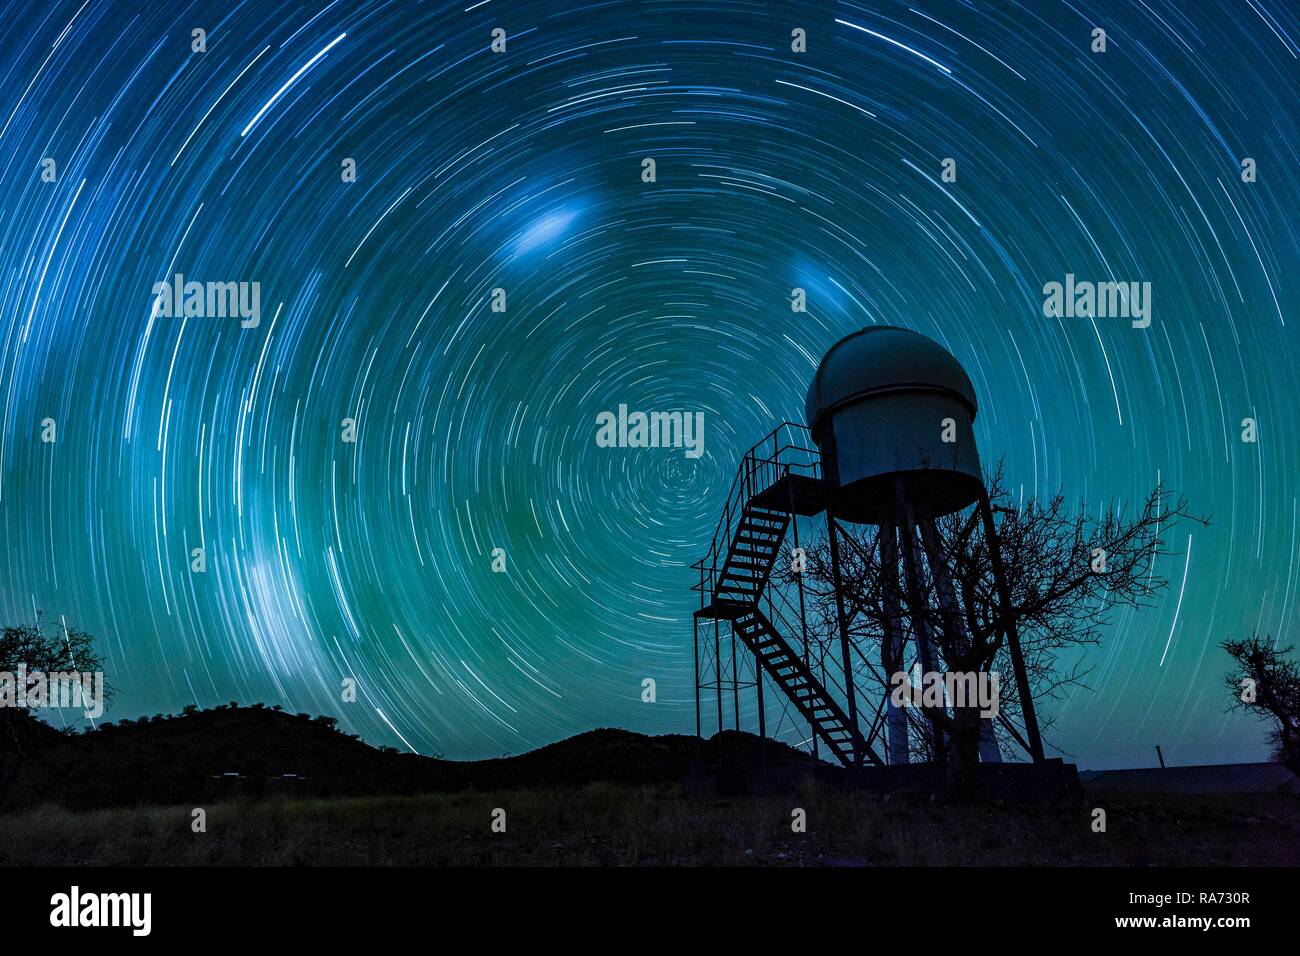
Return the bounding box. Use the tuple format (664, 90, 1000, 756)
(1, 783, 1297, 866)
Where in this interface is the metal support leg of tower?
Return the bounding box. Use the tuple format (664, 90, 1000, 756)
(895, 479, 947, 763)
(731, 630, 739, 730)
(877, 516, 910, 765)
(826, 513, 865, 767)
(978, 489, 1045, 762)
(715, 619, 723, 736)
(788, 479, 817, 764)
(755, 646, 767, 774)
(693, 616, 701, 739)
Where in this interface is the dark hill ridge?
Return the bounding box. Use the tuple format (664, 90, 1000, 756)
(0, 705, 824, 812)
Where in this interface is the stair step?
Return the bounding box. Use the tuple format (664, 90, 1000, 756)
(727, 606, 865, 768)
(740, 522, 785, 534)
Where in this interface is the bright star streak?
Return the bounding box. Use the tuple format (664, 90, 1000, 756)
(836, 18, 954, 75)
(241, 32, 347, 137)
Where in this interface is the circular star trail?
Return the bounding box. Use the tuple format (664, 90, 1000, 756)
(0, 0, 1296, 767)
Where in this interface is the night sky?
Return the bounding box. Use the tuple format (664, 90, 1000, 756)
(1, 0, 1296, 769)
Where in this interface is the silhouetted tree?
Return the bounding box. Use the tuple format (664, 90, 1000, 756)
(1223, 635, 1300, 773)
(0, 620, 103, 677)
(0, 620, 109, 791)
(784, 472, 1201, 796)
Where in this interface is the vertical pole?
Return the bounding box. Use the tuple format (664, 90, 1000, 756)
(826, 513, 863, 766)
(760, 572, 773, 769)
(788, 478, 817, 762)
(978, 722, 1002, 764)
(895, 480, 946, 762)
(731, 630, 740, 730)
(755, 648, 767, 775)
(715, 620, 723, 737)
(877, 516, 910, 765)
(697, 562, 705, 744)
(693, 617, 701, 739)
(977, 489, 1044, 762)
(816, 646, 826, 762)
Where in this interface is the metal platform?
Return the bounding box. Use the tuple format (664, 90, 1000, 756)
(694, 599, 753, 621)
(748, 472, 829, 516)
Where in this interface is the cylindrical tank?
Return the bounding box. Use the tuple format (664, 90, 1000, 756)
(804, 326, 983, 523)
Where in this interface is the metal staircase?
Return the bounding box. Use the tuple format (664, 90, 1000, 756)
(692, 422, 882, 767)
(732, 607, 861, 767)
(709, 505, 788, 612)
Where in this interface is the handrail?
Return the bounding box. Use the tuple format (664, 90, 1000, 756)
(764, 592, 851, 705)
(691, 421, 822, 598)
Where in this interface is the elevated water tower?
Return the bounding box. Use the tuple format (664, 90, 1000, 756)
(691, 325, 1044, 771)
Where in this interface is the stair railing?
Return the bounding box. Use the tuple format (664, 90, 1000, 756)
(763, 571, 886, 765)
(691, 421, 822, 606)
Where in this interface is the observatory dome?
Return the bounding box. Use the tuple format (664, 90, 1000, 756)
(803, 326, 984, 521)
(804, 326, 978, 431)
